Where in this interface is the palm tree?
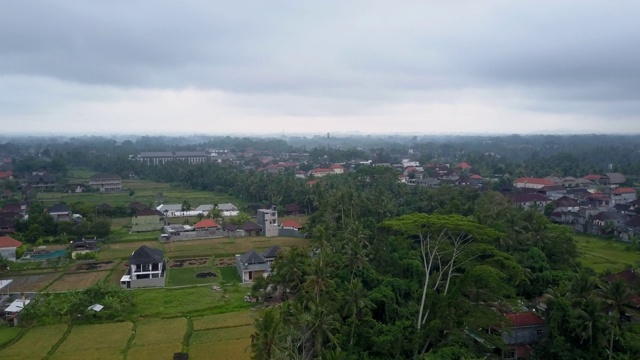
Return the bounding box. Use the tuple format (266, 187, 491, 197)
(342, 279, 373, 346)
(571, 296, 607, 349)
(598, 280, 635, 360)
(251, 307, 284, 360)
(308, 300, 341, 358)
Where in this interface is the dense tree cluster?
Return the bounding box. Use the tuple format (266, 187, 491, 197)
(248, 171, 638, 359)
(14, 203, 111, 244)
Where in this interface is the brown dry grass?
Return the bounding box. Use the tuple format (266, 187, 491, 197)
(46, 271, 110, 291)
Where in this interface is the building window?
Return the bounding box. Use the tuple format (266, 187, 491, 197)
(536, 328, 543, 336)
(504, 350, 516, 359)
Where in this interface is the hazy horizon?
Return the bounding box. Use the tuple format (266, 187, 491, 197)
(2, 1, 639, 135)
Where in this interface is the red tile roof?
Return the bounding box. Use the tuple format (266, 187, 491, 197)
(513, 177, 555, 186)
(330, 164, 344, 169)
(312, 168, 333, 174)
(194, 219, 220, 229)
(0, 236, 22, 248)
(457, 162, 472, 169)
(505, 312, 545, 327)
(583, 174, 602, 181)
(281, 219, 302, 229)
(613, 187, 636, 195)
(470, 174, 483, 179)
(0, 171, 12, 179)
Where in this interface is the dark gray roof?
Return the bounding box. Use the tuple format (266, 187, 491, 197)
(28, 174, 56, 183)
(263, 245, 281, 259)
(48, 203, 70, 214)
(416, 178, 440, 185)
(239, 249, 266, 265)
(130, 246, 164, 264)
(554, 196, 580, 207)
(241, 221, 262, 231)
(222, 223, 238, 231)
(603, 173, 626, 184)
(136, 208, 165, 216)
(90, 173, 121, 181)
(509, 193, 551, 203)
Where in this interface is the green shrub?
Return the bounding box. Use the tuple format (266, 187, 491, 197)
(20, 282, 136, 326)
(75, 252, 98, 261)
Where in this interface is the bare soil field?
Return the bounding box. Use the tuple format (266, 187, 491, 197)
(46, 271, 110, 291)
(70, 261, 117, 272)
(169, 257, 210, 268)
(0, 273, 60, 292)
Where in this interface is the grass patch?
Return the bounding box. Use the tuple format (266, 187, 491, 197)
(98, 241, 159, 260)
(163, 236, 309, 259)
(132, 285, 253, 318)
(0, 327, 23, 349)
(127, 343, 183, 360)
(192, 310, 253, 331)
(0, 324, 67, 359)
(574, 235, 640, 272)
(110, 229, 162, 243)
(53, 322, 132, 358)
(37, 178, 243, 208)
(167, 266, 219, 287)
(46, 271, 110, 291)
(132, 318, 187, 348)
(99, 235, 309, 261)
(189, 326, 253, 360)
(219, 266, 242, 284)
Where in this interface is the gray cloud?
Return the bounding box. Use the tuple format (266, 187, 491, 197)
(1, 1, 639, 132)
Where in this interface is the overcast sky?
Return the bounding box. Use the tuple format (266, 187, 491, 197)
(1, 1, 639, 135)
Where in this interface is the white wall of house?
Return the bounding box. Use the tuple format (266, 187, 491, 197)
(514, 182, 545, 189)
(241, 269, 269, 283)
(0, 247, 17, 261)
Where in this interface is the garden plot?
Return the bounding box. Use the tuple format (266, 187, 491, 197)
(46, 271, 110, 291)
(214, 256, 237, 267)
(0, 324, 68, 360)
(71, 261, 117, 272)
(170, 257, 211, 268)
(0, 273, 59, 292)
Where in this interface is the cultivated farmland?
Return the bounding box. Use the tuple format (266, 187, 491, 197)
(51, 322, 133, 360)
(574, 234, 640, 272)
(46, 271, 110, 291)
(0, 324, 68, 360)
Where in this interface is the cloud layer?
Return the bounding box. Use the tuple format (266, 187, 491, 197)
(1, 1, 639, 135)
